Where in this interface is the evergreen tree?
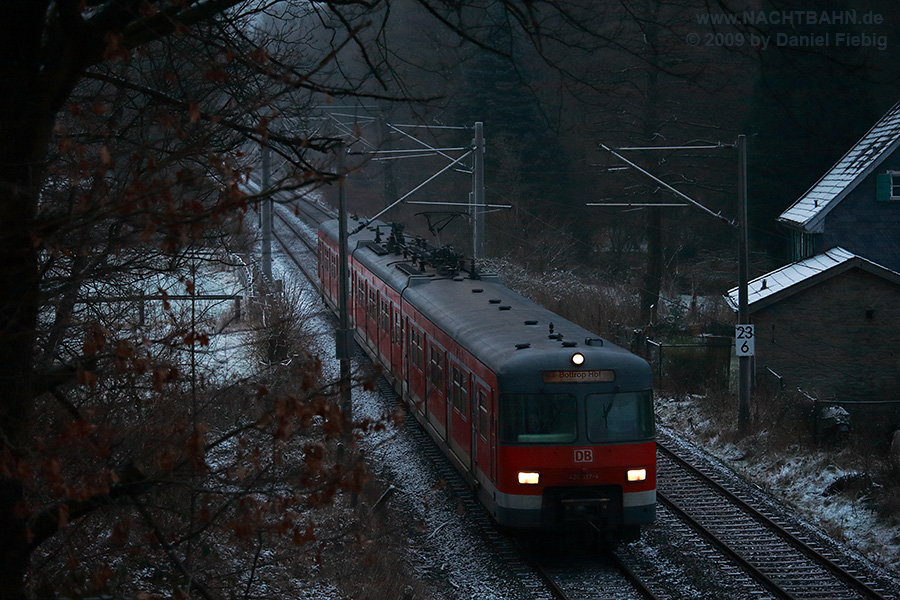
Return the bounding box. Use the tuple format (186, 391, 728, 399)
(744, 0, 894, 257)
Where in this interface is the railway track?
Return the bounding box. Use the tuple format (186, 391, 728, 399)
(269, 202, 330, 284)
(288, 194, 335, 223)
(268, 197, 898, 600)
(265, 205, 557, 597)
(270, 201, 663, 598)
(649, 431, 896, 600)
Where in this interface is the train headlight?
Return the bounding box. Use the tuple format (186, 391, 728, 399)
(518, 472, 541, 485)
(571, 352, 585, 366)
(626, 468, 647, 482)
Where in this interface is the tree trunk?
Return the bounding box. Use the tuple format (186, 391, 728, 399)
(0, 121, 45, 600)
(0, 12, 86, 596)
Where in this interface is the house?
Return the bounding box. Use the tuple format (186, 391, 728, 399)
(778, 99, 900, 272)
(725, 247, 900, 407)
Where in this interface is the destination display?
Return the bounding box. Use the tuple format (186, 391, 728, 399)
(542, 370, 615, 383)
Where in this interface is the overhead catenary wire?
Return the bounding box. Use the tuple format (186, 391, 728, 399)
(324, 117, 864, 398)
(597, 143, 735, 226)
(355, 148, 474, 232)
(587, 203, 690, 207)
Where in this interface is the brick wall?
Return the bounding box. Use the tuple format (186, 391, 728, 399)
(752, 267, 900, 403)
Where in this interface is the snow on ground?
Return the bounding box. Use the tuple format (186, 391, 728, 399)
(265, 207, 900, 596)
(267, 229, 535, 599)
(657, 394, 900, 586)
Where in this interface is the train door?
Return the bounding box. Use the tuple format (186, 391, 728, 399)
(348, 270, 356, 327)
(473, 381, 493, 481)
(327, 249, 335, 301)
(354, 271, 361, 328)
(356, 277, 367, 337)
(401, 314, 409, 400)
(448, 360, 472, 469)
(319, 242, 335, 306)
(317, 240, 325, 289)
(426, 342, 447, 439)
(377, 295, 391, 365)
(407, 323, 425, 413)
(391, 306, 403, 380)
(366, 285, 377, 349)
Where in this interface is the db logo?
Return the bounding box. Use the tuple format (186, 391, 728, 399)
(574, 448, 594, 463)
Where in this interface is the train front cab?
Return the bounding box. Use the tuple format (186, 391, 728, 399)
(490, 375, 656, 540)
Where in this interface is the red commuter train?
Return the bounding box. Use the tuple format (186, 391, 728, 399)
(318, 218, 655, 542)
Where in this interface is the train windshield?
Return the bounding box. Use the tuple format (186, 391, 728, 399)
(499, 394, 577, 444)
(585, 391, 654, 442)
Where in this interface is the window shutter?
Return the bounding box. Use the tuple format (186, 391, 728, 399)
(876, 173, 892, 201)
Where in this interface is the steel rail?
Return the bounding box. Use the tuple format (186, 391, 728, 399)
(276, 196, 889, 600)
(609, 553, 664, 600)
(657, 491, 795, 599)
(657, 440, 890, 600)
(271, 210, 317, 285)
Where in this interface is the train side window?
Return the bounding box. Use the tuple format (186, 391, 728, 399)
(451, 367, 468, 418)
(392, 309, 402, 345)
(429, 347, 444, 391)
(478, 390, 489, 440)
(368, 288, 377, 319)
(357, 278, 366, 313)
(409, 328, 423, 372)
(499, 394, 576, 444)
(379, 297, 390, 332)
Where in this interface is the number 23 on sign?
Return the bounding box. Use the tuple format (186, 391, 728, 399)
(735, 324, 755, 356)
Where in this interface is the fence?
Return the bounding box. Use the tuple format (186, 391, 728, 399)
(77, 293, 243, 325)
(73, 254, 253, 326)
(640, 335, 733, 393)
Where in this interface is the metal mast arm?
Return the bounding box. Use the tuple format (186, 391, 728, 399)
(598, 143, 735, 227)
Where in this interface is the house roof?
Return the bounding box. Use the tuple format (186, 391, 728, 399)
(725, 247, 900, 313)
(778, 99, 900, 233)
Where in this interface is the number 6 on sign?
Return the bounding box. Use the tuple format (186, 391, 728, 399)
(735, 324, 755, 356)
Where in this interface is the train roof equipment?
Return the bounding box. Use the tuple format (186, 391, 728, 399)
(321, 217, 650, 386)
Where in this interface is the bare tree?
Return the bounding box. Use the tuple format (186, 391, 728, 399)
(0, 2, 389, 597)
(5, 1, 678, 598)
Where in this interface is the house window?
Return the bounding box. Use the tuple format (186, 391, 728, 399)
(876, 172, 900, 201)
(790, 230, 820, 262)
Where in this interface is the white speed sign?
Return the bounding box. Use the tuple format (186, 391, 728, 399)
(735, 324, 755, 356)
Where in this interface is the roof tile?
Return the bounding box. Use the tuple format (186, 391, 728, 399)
(779, 100, 900, 230)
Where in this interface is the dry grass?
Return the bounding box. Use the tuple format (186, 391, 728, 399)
(313, 481, 441, 600)
(657, 388, 900, 574)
